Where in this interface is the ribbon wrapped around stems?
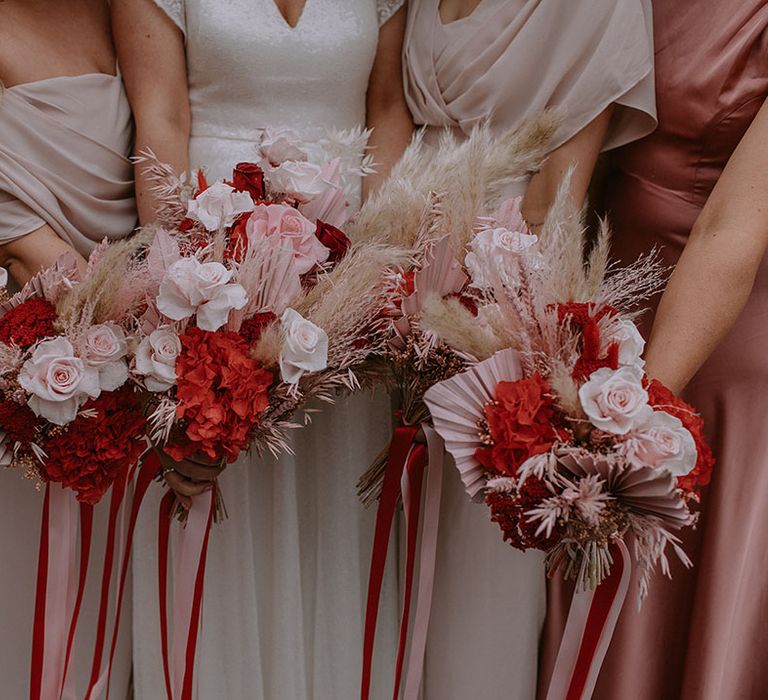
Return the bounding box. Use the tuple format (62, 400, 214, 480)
(545, 540, 632, 700)
(360, 422, 444, 700)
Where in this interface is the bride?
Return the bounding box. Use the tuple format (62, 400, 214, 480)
(112, 0, 412, 697)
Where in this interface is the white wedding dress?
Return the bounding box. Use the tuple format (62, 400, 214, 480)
(132, 2, 404, 699)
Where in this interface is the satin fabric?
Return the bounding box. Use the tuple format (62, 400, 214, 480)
(539, 2, 768, 698)
(402, 2, 657, 699)
(0, 73, 135, 699)
(405, 0, 657, 150)
(132, 2, 404, 698)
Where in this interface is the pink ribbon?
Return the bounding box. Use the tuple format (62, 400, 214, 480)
(546, 540, 631, 700)
(402, 425, 444, 700)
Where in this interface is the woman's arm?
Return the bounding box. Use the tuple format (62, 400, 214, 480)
(645, 100, 768, 394)
(112, 0, 191, 225)
(0, 225, 87, 287)
(363, 6, 414, 200)
(522, 107, 614, 230)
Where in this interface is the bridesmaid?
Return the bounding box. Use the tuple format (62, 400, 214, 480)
(0, 0, 136, 696)
(540, 2, 768, 698)
(402, 1, 656, 697)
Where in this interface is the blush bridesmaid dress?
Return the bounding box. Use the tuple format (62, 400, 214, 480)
(539, 2, 768, 698)
(403, 1, 656, 698)
(0, 73, 136, 698)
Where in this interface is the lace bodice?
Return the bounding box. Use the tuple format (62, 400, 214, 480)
(152, 0, 404, 180)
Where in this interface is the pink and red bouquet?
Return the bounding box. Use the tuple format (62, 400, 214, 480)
(0, 253, 147, 504)
(420, 195, 713, 596)
(133, 130, 401, 466)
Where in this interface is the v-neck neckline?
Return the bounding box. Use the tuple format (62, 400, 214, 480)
(271, 0, 310, 29)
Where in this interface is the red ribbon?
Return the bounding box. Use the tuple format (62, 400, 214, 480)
(360, 425, 427, 700)
(30, 485, 50, 700)
(158, 486, 216, 700)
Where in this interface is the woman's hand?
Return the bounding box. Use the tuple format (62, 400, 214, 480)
(157, 448, 226, 511)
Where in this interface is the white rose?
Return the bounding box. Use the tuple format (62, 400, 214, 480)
(19, 336, 101, 425)
(135, 328, 181, 392)
(263, 161, 331, 203)
(605, 318, 646, 367)
(279, 308, 328, 384)
(258, 127, 308, 165)
(186, 181, 254, 231)
(621, 411, 697, 476)
(578, 365, 652, 435)
(80, 323, 129, 391)
(465, 226, 541, 289)
(156, 257, 248, 332)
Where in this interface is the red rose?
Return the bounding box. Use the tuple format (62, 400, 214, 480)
(647, 379, 714, 492)
(0, 298, 57, 348)
(315, 221, 350, 264)
(41, 388, 147, 504)
(475, 374, 563, 476)
(165, 327, 273, 462)
(232, 162, 265, 202)
(486, 476, 561, 552)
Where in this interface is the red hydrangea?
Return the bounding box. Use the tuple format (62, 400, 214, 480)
(0, 298, 57, 348)
(165, 327, 273, 463)
(0, 399, 40, 443)
(647, 379, 714, 492)
(475, 374, 563, 476)
(486, 476, 560, 552)
(41, 388, 147, 504)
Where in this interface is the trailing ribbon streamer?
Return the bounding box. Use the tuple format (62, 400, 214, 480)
(402, 425, 444, 700)
(546, 540, 631, 700)
(158, 487, 215, 700)
(31, 484, 80, 700)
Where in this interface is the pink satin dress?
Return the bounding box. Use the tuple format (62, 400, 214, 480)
(538, 2, 768, 698)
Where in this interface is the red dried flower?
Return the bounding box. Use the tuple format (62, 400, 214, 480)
(555, 302, 620, 381)
(225, 212, 251, 261)
(0, 399, 40, 443)
(314, 221, 350, 264)
(41, 388, 147, 504)
(647, 379, 714, 492)
(486, 477, 560, 552)
(239, 312, 277, 345)
(165, 327, 273, 463)
(475, 374, 563, 476)
(0, 298, 57, 348)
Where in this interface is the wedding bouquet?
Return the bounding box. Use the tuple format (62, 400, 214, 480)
(133, 128, 403, 470)
(0, 251, 147, 504)
(353, 119, 558, 505)
(422, 196, 714, 596)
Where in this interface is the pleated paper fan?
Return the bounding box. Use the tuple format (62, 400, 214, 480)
(424, 348, 524, 499)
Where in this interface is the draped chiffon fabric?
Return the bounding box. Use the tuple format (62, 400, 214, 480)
(0, 73, 135, 699)
(132, 2, 404, 698)
(538, 2, 768, 698)
(0, 74, 135, 251)
(402, 2, 656, 699)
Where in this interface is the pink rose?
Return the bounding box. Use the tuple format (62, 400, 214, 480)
(134, 327, 181, 392)
(620, 411, 697, 476)
(80, 323, 129, 392)
(604, 318, 646, 367)
(186, 181, 254, 231)
(578, 366, 651, 435)
(258, 127, 308, 166)
(246, 204, 330, 274)
(19, 337, 101, 425)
